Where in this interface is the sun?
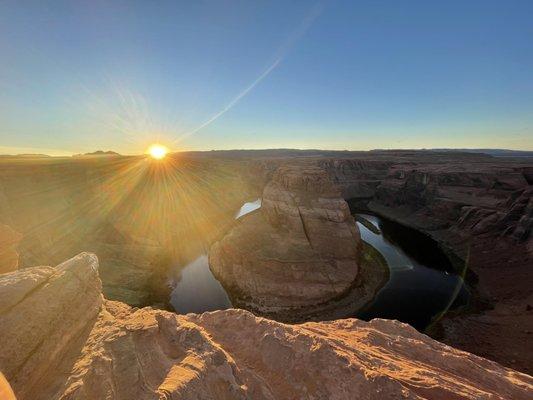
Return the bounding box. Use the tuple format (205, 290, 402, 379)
(147, 144, 169, 160)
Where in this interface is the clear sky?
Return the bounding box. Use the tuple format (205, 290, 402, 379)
(1, 0, 532, 155)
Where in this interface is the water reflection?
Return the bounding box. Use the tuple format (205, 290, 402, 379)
(170, 255, 231, 313)
(355, 214, 468, 330)
(170, 198, 261, 313)
(235, 198, 261, 219)
(169, 206, 467, 329)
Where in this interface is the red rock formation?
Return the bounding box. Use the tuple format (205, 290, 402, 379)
(0, 253, 531, 400)
(209, 164, 374, 320)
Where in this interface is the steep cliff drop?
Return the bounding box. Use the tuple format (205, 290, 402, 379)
(209, 164, 387, 321)
(0, 253, 531, 399)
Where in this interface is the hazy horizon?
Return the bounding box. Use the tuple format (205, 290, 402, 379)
(2, 146, 533, 158)
(2, 1, 533, 154)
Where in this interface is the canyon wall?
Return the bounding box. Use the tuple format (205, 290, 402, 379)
(0, 253, 531, 400)
(318, 153, 533, 374)
(319, 154, 532, 257)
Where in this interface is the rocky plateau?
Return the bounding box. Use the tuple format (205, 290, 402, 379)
(0, 155, 252, 307)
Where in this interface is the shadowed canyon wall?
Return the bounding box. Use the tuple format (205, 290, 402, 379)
(315, 152, 532, 373)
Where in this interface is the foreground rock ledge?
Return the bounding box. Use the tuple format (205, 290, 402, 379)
(0, 253, 532, 399)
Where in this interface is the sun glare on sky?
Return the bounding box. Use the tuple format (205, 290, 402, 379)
(147, 144, 169, 160)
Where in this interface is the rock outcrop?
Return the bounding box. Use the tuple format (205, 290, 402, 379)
(0, 254, 532, 400)
(0, 253, 102, 400)
(209, 164, 386, 321)
(0, 224, 21, 274)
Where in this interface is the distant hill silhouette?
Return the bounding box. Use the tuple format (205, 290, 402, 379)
(431, 148, 533, 157)
(73, 150, 121, 157)
(178, 148, 523, 159)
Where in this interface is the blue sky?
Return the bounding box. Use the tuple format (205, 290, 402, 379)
(1, 0, 532, 155)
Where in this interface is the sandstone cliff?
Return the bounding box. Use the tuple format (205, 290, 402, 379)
(209, 164, 387, 321)
(0, 253, 532, 400)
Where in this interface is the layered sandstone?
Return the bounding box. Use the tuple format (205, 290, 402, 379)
(1, 254, 532, 400)
(208, 164, 383, 320)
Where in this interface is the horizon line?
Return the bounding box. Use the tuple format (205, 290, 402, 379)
(2, 146, 533, 158)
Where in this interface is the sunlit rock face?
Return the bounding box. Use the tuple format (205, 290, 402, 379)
(0, 224, 21, 274)
(209, 164, 364, 319)
(263, 165, 360, 259)
(1, 254, 532, 400)
(0, 253, 102, 400)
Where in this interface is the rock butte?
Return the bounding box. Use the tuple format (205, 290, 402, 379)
(209, 164, 388, 321)
(0, 253, 532, 400)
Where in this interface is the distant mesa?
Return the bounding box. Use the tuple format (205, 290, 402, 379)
(73, 150, 121, 157)
(431, 148, 533, 157)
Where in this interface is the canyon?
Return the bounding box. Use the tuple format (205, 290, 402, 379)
(209, 150, 532, 372)
(317, 152, 533, 374)
(0, 150, 531, 398)
(1, 253, 531, 400)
